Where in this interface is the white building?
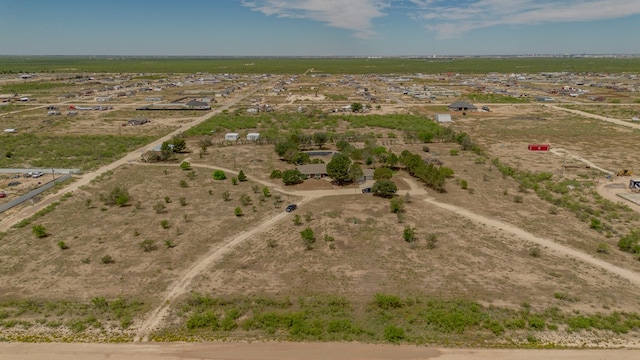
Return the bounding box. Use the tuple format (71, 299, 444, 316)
(225, 133, 240, 141)
(247, 133, 260, 141)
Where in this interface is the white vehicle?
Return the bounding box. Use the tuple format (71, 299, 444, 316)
(32, 171, 44, 178)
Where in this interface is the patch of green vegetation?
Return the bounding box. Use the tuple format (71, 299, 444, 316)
(150, 293, 640, 345)
(466, 93, 529, 103)
(0, 81, 71, 94)
(12, 202, 60, 229)
(0, 134, 155, 171)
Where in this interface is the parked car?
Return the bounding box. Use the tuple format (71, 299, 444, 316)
(8, 181, 20, 187)
(0, 192, 7, 198)
(32, 171, 44, 178)
(285, 204, 297, 212)
(482, 106, 491, 112)
(361, 187, 372, 193)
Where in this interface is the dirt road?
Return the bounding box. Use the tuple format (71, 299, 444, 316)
(2, 342, 639, 360)
(550, 105, 640, 130)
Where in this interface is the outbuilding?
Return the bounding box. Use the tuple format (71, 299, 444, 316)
(246, 133, 260, 141)
(224, 133, 240, 141)
(435, 114, 452, 123)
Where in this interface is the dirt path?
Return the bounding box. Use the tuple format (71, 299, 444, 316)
(549, 147, 614, 175)
(134, 196, 312, 342)
(2, 342, 639, 360)
(549, 105, 640, 130)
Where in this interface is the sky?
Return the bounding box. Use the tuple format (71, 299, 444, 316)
(1, 0, 639, 56)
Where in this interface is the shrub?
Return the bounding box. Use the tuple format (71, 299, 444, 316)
(234, 207, 243, 217)
(101, 185, 129, 207)
(186, 311, 219, 330)
(154, 202, 166, 213)
(384, 325, 405, 343)
(426, 233, 438, 249)
(450, 149, 459, 156)
(140, 239, 157, 252)
(375, 294, 403, 309)
(252, 185, 261, 193)
(460, 179, 468, 189)
(403, 226, 417, 243)
(179, 197, 187, 206)
(262, 187, 271, 198)
(222, 190, 231, 201)
(180, 161, 191, 171)
(164, 196, 172, 203)
(237, 170, 248, 182)
(32, 224, 48, 238)
(160, 220, 170, 229)
(57, 241, 68, 250)
(165, 239, 176, 248)
(300, 227, 315, 249)
(390, 197, 404, 213)
(231, 177, 238, 185)
(618, 229, 640, 253)
(590, 218, 603, 231)
(212, 170, 227, 180)
(269, 169, 283, 179)
(596, 242, 609, 254)
(240, 194, 252, 206)
(529, 246, 541, 257)
(101, 255, 115, 264)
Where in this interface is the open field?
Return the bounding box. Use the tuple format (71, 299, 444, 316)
(3, 56, 640, 74)
(2, 60, 640, 351)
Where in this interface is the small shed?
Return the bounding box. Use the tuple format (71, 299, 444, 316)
(247, 133, 260, 141)
(435, 114, 452, 123)
(528, 144, 550, 151)
(225, 133, 240, 141)
(3, 128, 17, 133)
(629, 179, 640, 191)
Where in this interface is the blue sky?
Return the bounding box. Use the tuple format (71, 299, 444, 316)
(1, 0, 639, 56)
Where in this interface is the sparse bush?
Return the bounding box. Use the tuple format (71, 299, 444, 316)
(57, 241, 68, 250)
(179, 179, 188, 188)
(165, 239, 176, 248)
(384, 325, 405, 343)
(240, 194, 252, 206)
(293, 214, 302, 225)
(300, 227, 315, 249)
(101, 255, 115, 264)
(179, 197, 187, 206)
(238, 170, 248, 182)
(164, 196, 171, 203)
(180, 161, 191, 171)
(324, 234, 335, 242)
(590, 218, 603, 231)
(32, 224, 48, 238)
(154, 202, 166, 213)
(262, 187, 271, 198)
(269, 169, 282, 179)
(186, 170, 197, 180)
(529, 246, 541, 258)
(252, 185, 261, 193)
(234, 207, 243, 217)
(390, 197, 404, 214)
(460, 179, 468, 189)
(160, 220, 170, 229)
(222, 190, 231, 201)
(304, 211, 313, 223)
(618, 229, 640, 253)
(101, 185, 129, 207)
(403, 226, 417, 243)
(596, 242, 609, 254)
(140, 239, 157, 252)
(426, 233, 438, 249)
(231, 177, 238, 185)
(81, 257, 91, 264)
(513, 195, 523, 203)
(450, 149, 459, 156)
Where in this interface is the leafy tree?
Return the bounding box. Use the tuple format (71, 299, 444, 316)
(336, 140, 351, 152)
(274, 140, 299, 162)
(312, 132, 328, 149)
(212, 170, 226, 180)
(327, 152, 352, 185)
(32, 224, 48, 238)
(160, 141, 174, 160)
(169, 137, 187, 153)
(372, 180, 397, 198)
(237, 170, 248, 182)
(374, 167, 393, 180)
(282, 169, 304, 185)
(386, 152, 399, 168)
(291, 152, 311, 165)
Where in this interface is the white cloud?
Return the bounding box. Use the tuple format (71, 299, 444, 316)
(242, 0, 388, 38)
(410, 0, 640, 38)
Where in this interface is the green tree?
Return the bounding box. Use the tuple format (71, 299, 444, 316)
(390, 197, 404, 213)
(262, 186, 271, 198)
(300, 227, 315, 249)
(274, 140, 299, 162)
(291, 152, 311, 165)
(349, 163, 364, 183)
(282, 169, 304, 185)
(270, 169, 283, 179)
(237, 170, 248, 182)
(336, 140, 351, 152)
(327, 152, 352, 185)
(101, 185, 129, 207)
(386, 152, 399, 168)
(312, 132, 328, 149)
(180, 161, 191, 171)
(32, 224, 48, 238)
(234, 207, 243, 217)
(372, 180, 398, 198)
(169, 137, 187, 153)
(374, 167, 393, 180)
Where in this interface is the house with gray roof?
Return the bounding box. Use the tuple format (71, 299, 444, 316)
(448, 101, 477, 111)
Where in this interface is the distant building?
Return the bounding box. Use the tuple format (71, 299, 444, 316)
(224, 133, 240, 141)
(448, 101, 477, 111)
(435, 114, 452, 123)
(246, 133, 260, 141)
